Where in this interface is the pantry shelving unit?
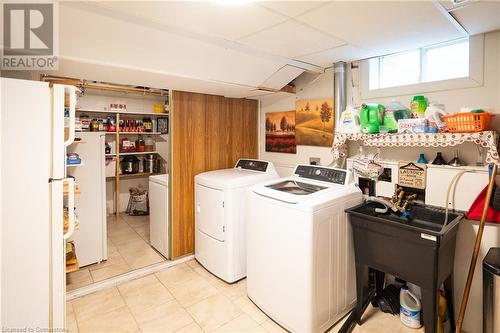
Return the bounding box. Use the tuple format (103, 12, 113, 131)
(75, 108, 168, 217)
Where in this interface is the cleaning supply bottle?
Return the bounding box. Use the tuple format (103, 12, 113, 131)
(437, 290, 448, 333)
(359, 104, 385, 134)
(339, 106, 361, 133)
(400, 286, 422, 329)
(410, 96, 427, 118)
(425, 103, 446, 133)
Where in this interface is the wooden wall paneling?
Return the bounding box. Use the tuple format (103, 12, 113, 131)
(204, 94, 225, 171)
(242, 99, 259, 158)
(171, 91, 206, 258)
(228, 98, 244, 164)
(171, 91, 259, 258)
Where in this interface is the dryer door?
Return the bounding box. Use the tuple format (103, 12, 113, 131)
(195, 184, 225, 242)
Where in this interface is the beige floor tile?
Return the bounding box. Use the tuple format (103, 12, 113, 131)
(87, 250, 128, 271)
(174, 322, 204, 333)
(219, 279, 247, 301)
(72, 287, 126, 322)
(212, 314, 267, 333)
(66, 269, 93, 291)
(77, 305, 139, 333)
(156, 263, 199, 288)
(186, 293, 242, 332)
(66, 311, 79, 333)
(234, 296, 268, 324)
(90, 261, 131, 282)
(260, 318, 288, 333)
(134, 300, 194, 333)
(120, 244, 164, 269)
(186, 259, 202, 270)
(192, 266, 228, 289)
(118, 274, 174, 315)
(168, 275, 219, 307)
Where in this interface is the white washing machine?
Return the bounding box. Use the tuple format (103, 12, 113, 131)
(195, 159, 278, 283)
(149, 174, 169, 258)
(247, 165, 363, 333)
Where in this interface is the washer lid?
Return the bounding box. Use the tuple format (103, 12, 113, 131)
(149, 174, 168, 186)
(196, 168, 278, 189)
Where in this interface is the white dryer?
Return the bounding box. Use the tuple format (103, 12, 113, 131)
(195, 159, 278, 283)
(247, 165, 363, 333)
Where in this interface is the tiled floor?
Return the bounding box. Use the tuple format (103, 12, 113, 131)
(67, 214, 166, 290)
(67, 259, 425, 333)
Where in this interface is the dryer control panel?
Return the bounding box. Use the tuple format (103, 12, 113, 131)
(294, 165, 348, 185)
(235, 159, 269, 172)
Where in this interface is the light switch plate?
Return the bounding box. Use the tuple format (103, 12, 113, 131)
(309, 157, 320, 165)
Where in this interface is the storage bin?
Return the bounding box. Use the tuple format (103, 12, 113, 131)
(443, 112, 493, 133)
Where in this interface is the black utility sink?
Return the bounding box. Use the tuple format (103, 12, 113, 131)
(352, 202, 462, 233)
(346, 202, 464, 333)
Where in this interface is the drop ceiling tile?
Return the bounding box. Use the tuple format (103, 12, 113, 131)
(296, 45, 378, 66)
(260, 65, 304, 89)
(296, 1, 464, 55)
(259, 1, 327, 18)
(96, 1, 287, 41)
(452, 1, 500, 35)
(238, 20, 345, 58)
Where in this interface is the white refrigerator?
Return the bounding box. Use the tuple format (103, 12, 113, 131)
(1, 78, 77, 331)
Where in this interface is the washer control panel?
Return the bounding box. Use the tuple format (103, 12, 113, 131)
(235, 159, 269, 172)
(294, 165, 347, 185)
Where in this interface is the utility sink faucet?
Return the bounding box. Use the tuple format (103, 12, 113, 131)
(391, 187, 417, 217)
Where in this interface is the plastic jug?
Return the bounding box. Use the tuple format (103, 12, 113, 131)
(339, 106, 361, 133)
(359, 104, 385, 134)
(384, 100, 409, 133)
(425, 103, 446, 133)
(400, 287, 422, 329)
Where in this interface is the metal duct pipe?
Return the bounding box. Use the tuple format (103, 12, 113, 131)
(333, 62, 346, 131)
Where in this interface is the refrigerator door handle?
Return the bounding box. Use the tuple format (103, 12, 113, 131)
(64, 86, 76, 147)
(63, 177, 76, 240)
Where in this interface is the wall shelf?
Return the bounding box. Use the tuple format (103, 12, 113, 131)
(76, 108, 168, 117)
(107, 172, 160, 180)
(67, 163, 85, 167)
(332, 131, 500, 167)
(106, 151, 158, 157)
(105, 132, 164, 135)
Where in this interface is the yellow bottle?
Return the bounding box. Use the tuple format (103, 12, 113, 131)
(437, 290, 448, 333)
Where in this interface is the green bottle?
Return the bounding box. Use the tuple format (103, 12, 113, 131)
(410, 96, 427, 118)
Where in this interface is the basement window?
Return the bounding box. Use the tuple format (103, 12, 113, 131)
(369, 38, 469, 90)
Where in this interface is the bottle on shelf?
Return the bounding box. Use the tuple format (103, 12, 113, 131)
(143, 117, 153, 132)
(136, 135, 145, 152)
(144, 135, 154, 152)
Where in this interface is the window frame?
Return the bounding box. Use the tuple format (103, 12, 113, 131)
(360, 34, 484, 99)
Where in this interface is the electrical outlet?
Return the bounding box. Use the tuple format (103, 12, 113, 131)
(309, 157, 320, 165)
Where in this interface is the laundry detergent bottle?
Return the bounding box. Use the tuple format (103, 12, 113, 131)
(400, 287, 422, 329)
(359, 103, 385, 134)
(339, 105, 361, 133)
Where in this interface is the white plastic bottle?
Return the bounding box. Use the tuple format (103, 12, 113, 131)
(339, 105, 361, 133)
(400, 286, 422, 329)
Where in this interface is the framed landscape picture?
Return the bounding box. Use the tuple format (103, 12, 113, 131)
(295, 98, 334, 147)
(265, 111, 296, 154)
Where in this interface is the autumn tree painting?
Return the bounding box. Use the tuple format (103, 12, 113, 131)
(295, 98, 334, 147)
(265, 111, 296, 154)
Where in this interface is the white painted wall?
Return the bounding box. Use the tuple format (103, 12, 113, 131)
(259, 67, 336, 176)
(258, 30, 500, 333)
